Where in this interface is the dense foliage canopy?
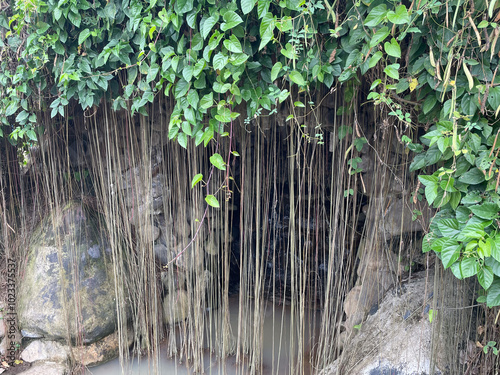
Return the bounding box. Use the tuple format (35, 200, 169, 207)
(2, 0, 500, 306)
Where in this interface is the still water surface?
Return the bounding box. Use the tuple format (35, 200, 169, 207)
(85, 296, 318, 375)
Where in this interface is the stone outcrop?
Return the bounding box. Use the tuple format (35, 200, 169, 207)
(321, 273, 442, 375)
(18, 202, 117, 344)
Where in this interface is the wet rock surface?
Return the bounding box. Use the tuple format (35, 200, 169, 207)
(17, 202, 117, 344)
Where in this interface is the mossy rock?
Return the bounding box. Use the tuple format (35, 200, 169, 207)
(18, 202, 117, 344)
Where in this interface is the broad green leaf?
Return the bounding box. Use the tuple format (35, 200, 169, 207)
(459, 257, 479, 278)
(437, 218, 460, 238)
(205, 194, 220, 208)
(259, 12, 275, 50)
(369, 51, 383, 68)
(488, 86, 500, 110)
(369, 27, 390, 48)
(486, 257, 500, 276)
(479, 238, 493, 258)
(441, 239, 462, 269)
(384, 38, 401, 58)
(202, 16, 218, 39)
(26, 129, 37, 141)
(278, 89, 289, 103)
(289, 70, 306, 86)
(459, 223, 485, 240)
(215, 107, 231, 123)
(15, 111, 29, 123)
(387, 5, 410, 25)
(200, 92, 213, 109)
(223, 35, 243, 53)
(241, 0, 256, 14)
(418, 175, 438, 186)
(469, 203, 499, 220)
(422, 232, 433, 253)
(493, 237, 500, 262)
(424, 183, 438, 205)
(422, 95, 437, 114)
(364, 4, 388, 27)
(487, 278, 500, 307)
(191, 173, 203, 188)
(221, 11, 243, 31)
(68, 11, 81, 27)
(384, 63, 400, 80)
(78, 29, 91, 45)
(458, 168, 486, 184)
(210, 153, 226, 170)
(213, 52, 229, 70)
(271, 62, 282, 81)
(182, 65, 194, 82)
(177, 132, 188, 148)
(174, 78, 190, 98)
(479, 266, 494, 290)
(187, 90, 199, 108)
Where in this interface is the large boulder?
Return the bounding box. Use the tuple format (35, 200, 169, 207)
(18, 202, 117, 344)
(322, 273, 444, 375)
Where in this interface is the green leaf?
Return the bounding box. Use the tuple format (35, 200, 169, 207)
(422, 233, 433, 253)
(205, 194, 220, 208)
(487, 278, 500, 307)
(369, 51, 383, 68)
(213, 52, 228, 70)
(437, 218, 460, 238)
(221, 11, 243, 31)
(384, 38, 401, 58)
(387, 4, 410, 25)
(223, 35, 243, 53)
(488, 86, 500, 110)
(259, 12, 275, 50)
(469, 203, 499, 220)
(459, 223, 485, 240)
(202, 16, 218, 39)
(364, 4, 388, 27)
(241, 0, 256, 14)
(458, 168, 486, 184)
(191, 173, 203, 188)
(418, 175, 438, 186)
(271, 62, 282, 81)
(486, 257, 500, 276)
(369, 27, 390, 48)
(68, 11, 81, 27)
(26, 129, 37, 141)
(210, 153, 226, 170)
(459, 257, 479, 278)
(177, 132, 188, 148)
(479, 266, 494, 290)
(424, 183, 438, 205)
(441, 239, 462, 269)
(384, 63, 400, 80)
(78, 29, 91, 45)
(174, 78, 190, 98)
(289, 70, 306, 86)
(215, 107, 232, 123)
(422, 95, 437, 114)
(200, 92, 213, 109)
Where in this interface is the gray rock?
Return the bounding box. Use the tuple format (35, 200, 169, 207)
(163, 290, 189, 325)
(73, 330, 133, 367)
(20, 340, 69, 363)
(321, 273, 442, 375)
(16, 362, 68, 375)
(18, 202, 118, 344)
